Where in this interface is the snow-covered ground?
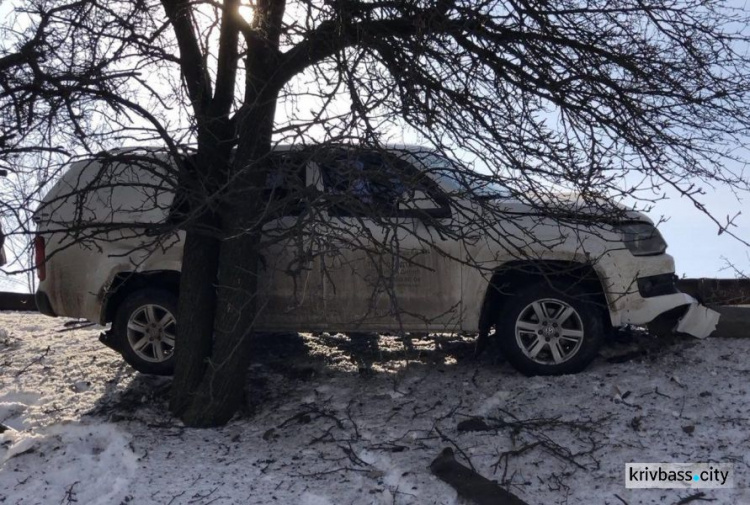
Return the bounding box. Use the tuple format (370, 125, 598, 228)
(0, 311, 748, 505)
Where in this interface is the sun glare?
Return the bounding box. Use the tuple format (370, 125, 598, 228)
(238, 5, 255, 24)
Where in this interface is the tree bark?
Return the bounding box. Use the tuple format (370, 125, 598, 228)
(179, 47, 280, 426)
(169, 218, 220, 417)
(180, 226, 261, 426)
(170, 124, 232, 418)
(166, 0, 285, 426)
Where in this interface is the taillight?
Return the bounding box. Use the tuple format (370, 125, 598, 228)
(34, 235, 46, 281)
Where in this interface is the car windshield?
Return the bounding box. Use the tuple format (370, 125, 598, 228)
(409, 151, 510, 199)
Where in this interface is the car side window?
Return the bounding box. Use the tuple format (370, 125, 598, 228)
(318, 149, 443, 217)
(263, 152, 307, 216)
(168, 152, 308, 224)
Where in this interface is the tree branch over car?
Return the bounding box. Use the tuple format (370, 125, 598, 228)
(1, 0, 749, 427)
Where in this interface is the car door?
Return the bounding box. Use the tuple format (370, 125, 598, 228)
(255, 150, 326, 331)
(313, 148, 463, 333)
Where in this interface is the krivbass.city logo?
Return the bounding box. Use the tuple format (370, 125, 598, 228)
(625, 463, 733, 489)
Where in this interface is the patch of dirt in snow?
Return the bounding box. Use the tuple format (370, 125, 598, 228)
(1, 312, 749, 505)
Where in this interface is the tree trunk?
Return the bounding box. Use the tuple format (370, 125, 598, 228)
(169, 217, 220, 417)
(178, 70, 279, 426)
(170, 125, 232, 419)
(180, 226, 261, 426)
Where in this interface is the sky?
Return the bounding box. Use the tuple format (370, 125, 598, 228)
(648, 185, 749, 278)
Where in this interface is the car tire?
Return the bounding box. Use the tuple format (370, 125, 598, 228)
(496, 282, 605, 376)
(113, 289, 178, 376)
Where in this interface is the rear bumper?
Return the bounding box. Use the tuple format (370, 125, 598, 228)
(35, 290, 57, 317)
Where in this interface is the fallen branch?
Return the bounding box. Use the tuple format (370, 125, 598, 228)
(674, 492, 717, 504)
(57, 321, 96, 332)
(434, 425, 476, 471)
(430, 447, 531, 505)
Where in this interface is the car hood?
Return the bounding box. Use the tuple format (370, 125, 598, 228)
(467, 189, 652, 225)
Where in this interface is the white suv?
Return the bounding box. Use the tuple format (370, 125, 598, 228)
(32, 146, 719, 376)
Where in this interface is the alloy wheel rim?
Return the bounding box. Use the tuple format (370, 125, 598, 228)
(126, 304, 176, 363)
(514, 298, 584, 365)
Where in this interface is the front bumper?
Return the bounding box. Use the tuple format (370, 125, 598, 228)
(615, 290, 719, 338)
(675, 302, 720, 339)
(599, 251, 719, 338)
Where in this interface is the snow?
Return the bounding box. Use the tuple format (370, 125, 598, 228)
(2, 424, 137, 504)
(1, 311, 749, 504)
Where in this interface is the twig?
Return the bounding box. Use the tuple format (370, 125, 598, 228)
(16, 346, 50, 377)
(309, 425, 336, 445)
(293, 466, 371, 477)
(187, 487, 218, 504)
(437, 398, 463, 421)
(482, 411, 603, 473)
(493, 442, 542, 482)
(679, 395, 687, 418)
(614, 494, 629, 505)
(345, 399, 360, 441)
(60, 481, 79, 505)
(278, 405, 344, 430)
(639, 387, 672, 399)
(339, 442, 370, 467)
(166, 490, 186, 505)
(412, 400, 442, 419)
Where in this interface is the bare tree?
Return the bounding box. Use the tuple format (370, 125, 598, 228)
(2, 0, 750, 427)
(0, 0, 180, 289)
(161, 0, 750, 426)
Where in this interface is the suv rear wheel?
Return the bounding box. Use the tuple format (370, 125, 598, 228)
(113, 289, 177, 375)
(496, 282, 605, 375)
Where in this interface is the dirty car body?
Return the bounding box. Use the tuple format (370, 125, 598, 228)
(32, 146, 719, 376)
(0, 223, 5, 268)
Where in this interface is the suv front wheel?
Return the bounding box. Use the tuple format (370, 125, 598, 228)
(113, 289, 178, 375)
(496, 282, 605, 375)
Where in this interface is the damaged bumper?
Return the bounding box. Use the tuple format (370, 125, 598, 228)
(615, 291, 720, 339)
(674, 301, 720, 339)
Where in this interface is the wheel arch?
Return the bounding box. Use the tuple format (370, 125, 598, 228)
(101, 270, 181, 324)
(477, 260, 609, 335)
